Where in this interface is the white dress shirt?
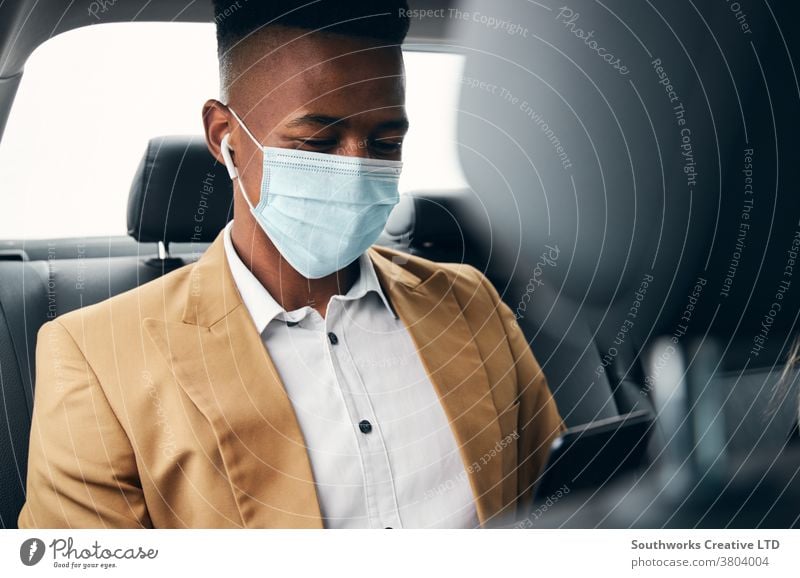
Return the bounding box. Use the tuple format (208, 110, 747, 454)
(222, 222, 479, 528)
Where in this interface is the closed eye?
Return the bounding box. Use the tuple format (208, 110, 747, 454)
(371, 138, 404, 155)
(295, 138, 337, 151)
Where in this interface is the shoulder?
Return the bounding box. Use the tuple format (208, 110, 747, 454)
(368, 246, 510, 329)
(369, 245, 492, 293)
(48, 260, 197, 341)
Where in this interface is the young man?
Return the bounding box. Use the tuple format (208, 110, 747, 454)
(18, 0, 564, 529)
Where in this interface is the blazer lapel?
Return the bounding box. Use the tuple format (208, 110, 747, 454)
(368, 247, 505, 526)
(144, 234, 322, 528)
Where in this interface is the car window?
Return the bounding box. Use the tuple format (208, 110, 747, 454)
(0, 23, 466, 239)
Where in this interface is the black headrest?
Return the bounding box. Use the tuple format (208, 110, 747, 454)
(127, 135, 233, 244)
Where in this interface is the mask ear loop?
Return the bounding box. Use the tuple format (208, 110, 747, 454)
(226, 106, 263, 148)
(220, 106, 265, 213)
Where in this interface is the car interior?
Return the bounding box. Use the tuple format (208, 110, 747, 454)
(1, 0, 799, 528)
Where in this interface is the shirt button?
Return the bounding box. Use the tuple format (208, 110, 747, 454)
(358, 419, 373, 434)
(327, 332, 339, 345)
(385, 527, 393, 529)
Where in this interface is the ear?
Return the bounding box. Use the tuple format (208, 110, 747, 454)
(202, 99, 234, 167)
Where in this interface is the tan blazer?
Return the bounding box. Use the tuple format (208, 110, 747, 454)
(17, 233, 564, 529)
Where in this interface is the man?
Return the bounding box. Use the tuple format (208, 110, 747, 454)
(18, 0, 564, 529)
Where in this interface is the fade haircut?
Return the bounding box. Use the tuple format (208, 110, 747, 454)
(213, 0, 411, 100)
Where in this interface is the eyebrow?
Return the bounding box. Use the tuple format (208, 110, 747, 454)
(284, 114, 410, 132)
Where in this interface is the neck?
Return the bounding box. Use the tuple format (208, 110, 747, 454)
(230, 218, 359, 318)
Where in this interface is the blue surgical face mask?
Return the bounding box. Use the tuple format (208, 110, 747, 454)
(220, 107, 402, 279)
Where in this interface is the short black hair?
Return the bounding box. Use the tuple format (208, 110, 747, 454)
(213, 0, 411, 58)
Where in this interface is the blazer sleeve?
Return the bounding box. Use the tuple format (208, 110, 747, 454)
(475, 270, 566, 510)
(17, 319, 152, 529)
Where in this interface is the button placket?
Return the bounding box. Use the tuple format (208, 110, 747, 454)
(321, 300, 377, 524)
(324, 299, 401, 529)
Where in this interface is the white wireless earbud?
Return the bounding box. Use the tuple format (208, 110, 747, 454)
(220, 133, 239, 180)
(220, 132, 256, 212)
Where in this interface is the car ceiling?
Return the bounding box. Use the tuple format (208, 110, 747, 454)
(0, 0, 460, 140)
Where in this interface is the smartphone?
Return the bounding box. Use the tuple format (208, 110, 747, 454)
(532, 410, 654, 502)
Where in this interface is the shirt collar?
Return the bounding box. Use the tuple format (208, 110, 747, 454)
(343, 241, 398, 319)
(222, 221, 398, 334)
